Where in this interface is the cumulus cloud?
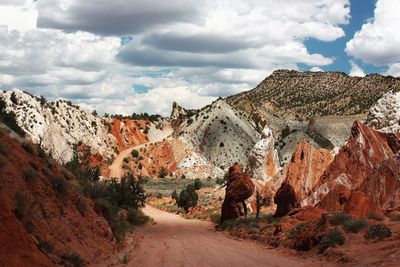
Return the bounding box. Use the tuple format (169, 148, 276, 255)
(346, 0, 400, 67)
(0, 0, 351, 115)
(349, 60, 365, 77)
(310, 67, 323, 72)
(386, 63, 400, 77)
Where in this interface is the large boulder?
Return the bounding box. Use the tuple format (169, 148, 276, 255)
(303, 121, 400, 211)
(273, 141, 333, 216)
(220, 163, 255, 223)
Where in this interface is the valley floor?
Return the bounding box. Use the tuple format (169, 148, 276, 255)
(97, 206, 330, 267)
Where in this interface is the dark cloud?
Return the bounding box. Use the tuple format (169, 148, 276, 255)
(117, 45, 255, 69)
(37, 0, 201, 36)
(142, 32, 261, 53)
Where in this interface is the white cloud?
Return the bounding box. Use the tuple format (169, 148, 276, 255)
(0, 1, 37, 32)
(386, 63, 400, 77)
(349, 60, 365, 77)
(310, 67, 323, 72)
(346, 0, 400, 67)
(0, 0, 351, 115)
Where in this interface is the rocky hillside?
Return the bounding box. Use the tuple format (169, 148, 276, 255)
(178, 99, 259, 167)
(227, 70, 400, 119)
(0, 130, 114, 266)
(366, 91, 400, 133)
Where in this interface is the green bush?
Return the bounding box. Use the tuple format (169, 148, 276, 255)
(287, 223, 306, 239)
(123, 157, 130, 163)
(131, 149, 139, 157)
(22, 167, 39, 183)
(159, 167, 168, 178)
(51, 175, 69, 197)
(110, 214, 130, 242)
(76, 199, 87, 216)
(391, 216, 400, 222)
(61, 252, 85, 267)
(13, 192, 34, 233)
(37, 240, 54, 254)
(343, 219, 368, 233)
(177, 184, 198, 212)
(368, 212, 384, 221)
(364, 224, 392, 240)
(330, 212, 352, 226)
(81, 166, 101, 182)
(22, 141, 36, 155)
(127, 208, 149, 226)
(156, 192, 163, 199)
(171, 190, 179, 202)
(194, 178, 203, 190)
(319, 228, 346, 253)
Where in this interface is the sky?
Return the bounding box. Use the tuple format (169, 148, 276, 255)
(0, 0, 399, 116)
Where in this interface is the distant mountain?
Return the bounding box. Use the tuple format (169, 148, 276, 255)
(227, 70, 400, 119)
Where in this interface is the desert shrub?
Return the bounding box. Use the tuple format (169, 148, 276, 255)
(330, 212, 352, 226)
(22, 167, 39, 183)
(42, 167, 53, 177)
(194, 178, 203, 190)
(37, 240, 54, 253)
(0, 143, 7, 154)
(287, 223, 306, 239)
(13, 192, 34, 233)
(51, 175, 69, 197)
(391, 216, 400, 222)
(123, 157, 130, 163)
(343, 219, 368, 233)
(127, 208, 149, 226)
(210, 213, 221, 224)
(63, 170, 75, 180)
(138, 155, 144, 161)
(61, 252, 85, 267)
(319, 228, 345, 253)
(156, 192, 163, 199)
(0, 99, 26, 137)
(177, 184, 198, 212)
(364, 224, 392, 240)
(131, 149, 139, 157)
(180, 174, 186, 179)
(120, 253, 130, 264)
(76, 199, 87, 216)
(22, 141, 36, 155)
(81, 166, 101, 182)
(368, 212, 384, 221)
(159, 167, 168, 178)
(171, 190, 179, 202)
(110, 214, 130, 242)
(28, 161, 39, 170)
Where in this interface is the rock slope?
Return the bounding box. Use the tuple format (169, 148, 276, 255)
(366, 91, 400, 133)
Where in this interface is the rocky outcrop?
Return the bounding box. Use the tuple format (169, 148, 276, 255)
(111, 118, 149, 150)
(221, 164, 255, 223)
(170, 101, 189, 120)
(366, 91, 400, 133)
(0, 89, 117, 164)
(303, 121, 400, 211)
(274, 141, 333, 216)
(246, 126, 280, 180)
(0, 131, 114, 266)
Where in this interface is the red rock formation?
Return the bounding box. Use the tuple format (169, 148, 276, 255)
(303, 121, 400, 213)
(274, 141, 333, 216)
(221, 163, 255, 223)
(111, 119, 149, 150)
(0, 132, 114, 266)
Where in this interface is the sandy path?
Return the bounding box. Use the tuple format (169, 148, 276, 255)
(115, 206, 328, 267)
(109, 126, 172, 178)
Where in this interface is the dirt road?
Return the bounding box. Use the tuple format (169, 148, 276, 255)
(108, 125, 172, 178)
(110, 206, 327, 267)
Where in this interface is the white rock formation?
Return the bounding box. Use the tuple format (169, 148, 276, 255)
(246, 126, 280, 181)
(366, 91, 400, 133)
(0, 88, 117, 164)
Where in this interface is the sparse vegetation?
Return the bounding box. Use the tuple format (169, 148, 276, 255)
(51, 175, 69, 198)
(287, 223, 306, 239)
(22, 167, 39, 183)
(61, 252, 85, 267)
(0, 99, 26, 136)
(194, 178, 203, 190)
(330, 212, 352, 226)
(364, 224, 392, 240)
(76, 199, 87, 216)
(177, 184, 198, 212)
(319, 228, 346, 253)
(343, 219, 368, 233)
(13, 192, 34, 233)
(37, 240, 54, 254)
(255, 190, 271, 219)
(368, 212, 384, 221)
(159, 167, 168, 178)
(131, 149, 139, 157)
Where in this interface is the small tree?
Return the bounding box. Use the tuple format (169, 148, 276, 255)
(131, 149, 139, 158)
(194, 178, 203, 190)
(159, 167, 168, 178)
(255, 190, 271, 219)
(177, 184, 198, 212)
(171, 190, 179, 202)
